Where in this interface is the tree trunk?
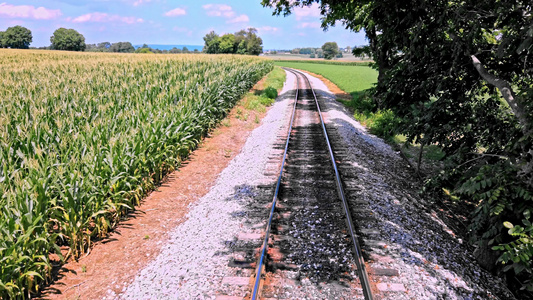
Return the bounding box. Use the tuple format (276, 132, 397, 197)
(417, 142, 425, 177)
(367, 27, 390, 109)
(471, 54, 533, 187)
(471, 55, 529, 133)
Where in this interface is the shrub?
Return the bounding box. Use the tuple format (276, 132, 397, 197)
(369, 109, 401, 140)
(262, 86, 278, 99)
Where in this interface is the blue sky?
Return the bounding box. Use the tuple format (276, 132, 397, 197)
(0, 1, 368, 49)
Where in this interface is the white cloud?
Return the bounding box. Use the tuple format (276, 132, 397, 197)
(297, 22, 321, 29)
(227, 14, 249, 24)
(203, 4, 234, 17)
(202, 4, 250, 24)
(164, 8, 186, 17)
(293, 3, 321, 21)
(203, 4, 249, 24)
(71, 12, 144, 24)
(0, 2, 62, 20)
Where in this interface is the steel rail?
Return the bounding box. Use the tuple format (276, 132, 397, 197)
(250, 68, 299, 300)
(291, 68, 373, 300)
(251, 68, 373, 300)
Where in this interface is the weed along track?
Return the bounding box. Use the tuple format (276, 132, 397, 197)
(218, 68, 373, 300)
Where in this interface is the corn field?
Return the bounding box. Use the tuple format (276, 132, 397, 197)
(0, 49, 273, 298)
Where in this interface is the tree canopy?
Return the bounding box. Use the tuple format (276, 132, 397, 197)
(2, 26, 32, 49)
(321, 42, 339, 60)
(86, 42, 110, 52)
(263, 0, 533, 293)
(219, 33, 235, 54)
(169, 47, 182, 54)
(109, 42, 135, 53)
(135, 47, 153, 54)
(203, 31, 220, 54)
(50, 28, 86, 51)
(202, 28, 263, 55)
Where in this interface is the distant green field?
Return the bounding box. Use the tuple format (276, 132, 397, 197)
(274, 60, 395, 141)
(274, 61, 378, 96)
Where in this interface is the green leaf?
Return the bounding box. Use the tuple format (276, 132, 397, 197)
(503, 264, 514, 272)
(513, 263, 526, 274)
(22, 271, 44, 280)
(504, 221, 514, 229)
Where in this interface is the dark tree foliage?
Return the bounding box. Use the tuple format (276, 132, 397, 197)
(263, 0, 533, 292)
(86, 42, 135, 53)
(202, 28, 263, 55)
(86, 43, 104, 52)
(98, 42, 111, 49)
(235, 29, 248, 54)
(0, 31, 4, 48)
(169, 47, 182, 54)
(109, 42, 135, 53)
(219, 33, 235, 54)
(352, 45, 371, 59)
(50, 28, 86, 51)
(3, 26, 32, 49)
(299, 47, 314, 54)
(203, 31, 220, 54)
(321, 41, 339, 59)
(245, 28, 263, 55)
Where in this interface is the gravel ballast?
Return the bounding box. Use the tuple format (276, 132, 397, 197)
(117, 70, 515, 300)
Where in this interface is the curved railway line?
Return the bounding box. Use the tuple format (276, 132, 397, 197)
(249, 68, 373, 300)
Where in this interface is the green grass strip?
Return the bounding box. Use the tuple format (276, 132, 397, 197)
(274, 61, 377, 96)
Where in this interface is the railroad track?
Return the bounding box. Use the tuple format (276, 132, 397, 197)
(247, 68, 373, 300)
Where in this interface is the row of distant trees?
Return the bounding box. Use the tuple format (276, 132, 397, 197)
(85, 43, 200, 54)
(272, 42, 344, 60)
(203, 28, 263, 55)
(283, 43, 372, 60)
(134, 44, 200, 54)
(86, 42, 134, 53)
(287, 45, 342, 59)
